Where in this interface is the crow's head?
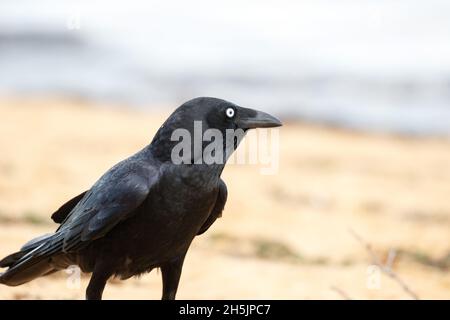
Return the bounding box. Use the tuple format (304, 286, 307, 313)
(150, 97, 282, 163)
(186, 97, 282, 132)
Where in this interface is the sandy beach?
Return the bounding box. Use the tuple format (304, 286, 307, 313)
(0, 98, 449, 299)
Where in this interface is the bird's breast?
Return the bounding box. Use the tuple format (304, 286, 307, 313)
(142, 164, 222, 230)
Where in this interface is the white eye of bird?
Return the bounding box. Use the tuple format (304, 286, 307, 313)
(225, 108, 235, 118)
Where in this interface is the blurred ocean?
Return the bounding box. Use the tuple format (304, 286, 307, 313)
(0, 0, 450, 135)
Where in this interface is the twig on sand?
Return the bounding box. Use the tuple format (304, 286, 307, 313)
(330, 286, 352, 300)
(348, 228, 419, 300)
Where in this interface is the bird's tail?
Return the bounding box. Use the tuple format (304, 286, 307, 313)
(0, 233, 61, 286)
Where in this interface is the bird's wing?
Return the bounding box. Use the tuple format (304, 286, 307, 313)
(51, 191, 88, 223)
(58, 161, 159, 252)
(197, 179, 227, 235)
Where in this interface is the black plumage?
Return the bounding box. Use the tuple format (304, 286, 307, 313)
(0, 97, 281, 300)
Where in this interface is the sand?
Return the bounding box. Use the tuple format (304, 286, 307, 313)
(0, 98, 449, 299)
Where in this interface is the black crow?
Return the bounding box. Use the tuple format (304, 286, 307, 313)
(0, 97, 282, 300)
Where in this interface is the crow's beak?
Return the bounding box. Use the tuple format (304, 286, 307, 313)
(237, 108, 282, 129)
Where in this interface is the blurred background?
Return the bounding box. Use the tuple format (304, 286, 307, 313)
(0, 0, 449, 299)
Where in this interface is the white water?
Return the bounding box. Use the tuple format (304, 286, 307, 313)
(0, 0, 450, 135)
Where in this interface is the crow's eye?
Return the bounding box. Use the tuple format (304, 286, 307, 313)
(225, 107, 235, 118)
